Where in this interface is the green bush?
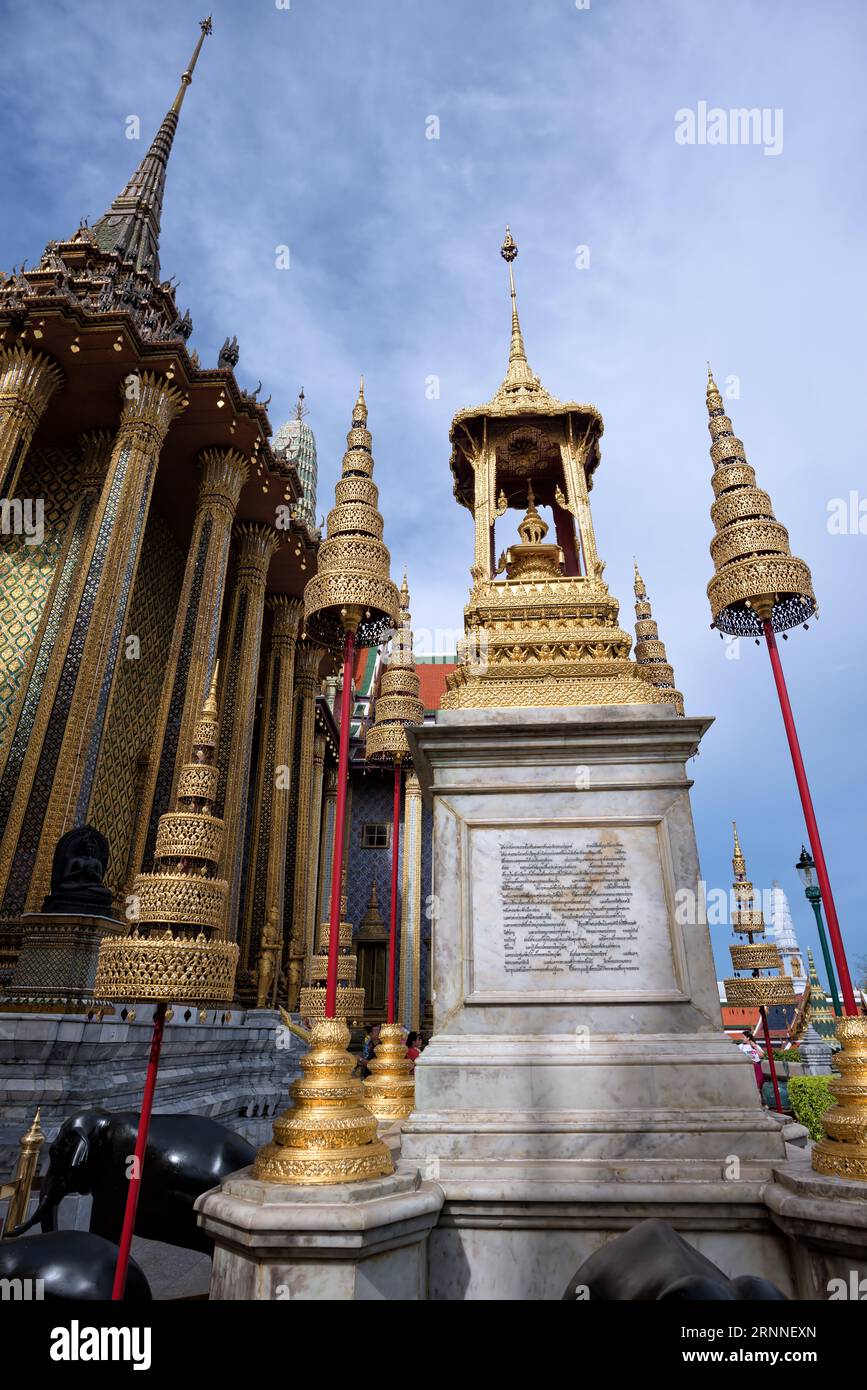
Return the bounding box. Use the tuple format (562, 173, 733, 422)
(788, 1075, 836, 1140)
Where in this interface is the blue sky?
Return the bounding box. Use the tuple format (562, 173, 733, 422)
(2, 0, 865, 986)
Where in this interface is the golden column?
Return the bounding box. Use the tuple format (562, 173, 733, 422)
(239, 594, 302, 976)
(133, 448, 249, 882)
(398, 770, 424, 1033)
(0, 346, 64, 499)
(216, 522, 279, 940)
(284, 638, 322, 1009)
(0, 373, 185, 915)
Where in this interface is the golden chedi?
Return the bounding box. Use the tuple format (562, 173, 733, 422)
(442, 229, 682, 712)
(94, 667, 237, 1005)
(705, 367, 816, 635)
(302, 377, 399, 651)
(723, 825, 795, 1011)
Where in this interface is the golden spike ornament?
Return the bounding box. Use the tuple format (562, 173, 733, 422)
(632, 561, 682, 703)
(94, 662, 238, 1005)
(364, 1023, 415, 1122)
(705, 368, 816, 635)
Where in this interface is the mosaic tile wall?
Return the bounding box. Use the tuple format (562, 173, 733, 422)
(0, 447, 80, 744)
(88, 507, 185, 896)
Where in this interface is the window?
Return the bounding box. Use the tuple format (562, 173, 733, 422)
(361, 823, 390, 848)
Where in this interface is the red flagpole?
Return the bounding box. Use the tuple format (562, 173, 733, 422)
(387, 760, 402, 1024)
(325, 629, 356, 1018)
(762, 620, 857, 1016)
(111, 1001, 167, 1300)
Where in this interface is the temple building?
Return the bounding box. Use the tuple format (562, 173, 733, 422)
(0, 21, 434, 1158)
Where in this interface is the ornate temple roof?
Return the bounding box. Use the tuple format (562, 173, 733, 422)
(91, 17, 212, 284)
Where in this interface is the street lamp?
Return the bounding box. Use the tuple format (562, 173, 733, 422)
(796, 845, 841, 1017)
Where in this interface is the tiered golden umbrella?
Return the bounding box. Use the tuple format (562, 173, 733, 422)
(705, 370, 866, 1177)
(723, 824, 793, 1112)
(253, 380, 399, 1185)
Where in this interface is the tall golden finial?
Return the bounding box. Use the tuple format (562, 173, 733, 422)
(499, 226, 537, 392)
(732, 821, 746, 880)
(203, 659, 219, 719)
(171, 16, 213, 115)
(633, 560, 646, 600)
(295, 386, 306, 421)
(631, 561, 682, 707)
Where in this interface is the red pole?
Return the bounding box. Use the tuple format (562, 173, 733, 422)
(762, 620, 857, 1015)
(111, 1001, 167, 1300)
(325, 629, 355, 1018)
(759, 1006, 783, 1113)
(387, 760, 402, 1024)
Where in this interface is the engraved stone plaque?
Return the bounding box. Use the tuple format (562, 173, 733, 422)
(467, 822, 681, 1001)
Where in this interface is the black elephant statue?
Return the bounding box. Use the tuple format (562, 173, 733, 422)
(8, 1108, 254, 1255)
(561, 1219, 788, 1301)
(0, 1230, 151, 1301)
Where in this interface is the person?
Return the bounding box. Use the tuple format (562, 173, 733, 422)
(361, 1023, 380, 1077)
(738, 1029, 764, 1095)
(405, 1030, 421, 1068)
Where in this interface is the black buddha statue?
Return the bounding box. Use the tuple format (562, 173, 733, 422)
(41, 825, 116, 917)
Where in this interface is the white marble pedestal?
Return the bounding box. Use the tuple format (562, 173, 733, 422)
(401, 704, 793, 1298)
(196, 1170, 444, 1300)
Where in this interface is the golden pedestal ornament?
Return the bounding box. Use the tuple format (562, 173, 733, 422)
(94, 666, 238, 1006)
(252, 1017, 393, 1184)
(363, 1023, 415, 1121)
(812, 1015, 867, 1180)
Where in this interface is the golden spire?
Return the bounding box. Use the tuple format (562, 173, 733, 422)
(203, 659, 219, 719)
(732, 821, 746, 880)
(499, 226, 540, 394)
(171, 16, 213, 115)
(633, 560, 646, 600)
(366, 569, 424, 764)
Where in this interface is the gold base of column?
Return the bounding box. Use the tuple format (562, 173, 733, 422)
(812, 1016, 867, 1182)
(253, 1018, 393, 1185)
(363, 1023, 416, 1121)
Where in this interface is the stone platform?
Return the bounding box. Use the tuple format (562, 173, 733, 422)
(0, 1007, 304, 1170)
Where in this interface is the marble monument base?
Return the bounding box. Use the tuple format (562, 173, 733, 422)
(197, 1169, 444, 1300)
(399, 704, 792, 1298)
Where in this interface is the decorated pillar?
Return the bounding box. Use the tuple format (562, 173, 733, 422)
(0, 431, 112, 790)
(0, 347, 64, 500)
(399, 771, 423, 1033)
(284, 638, 321, 1008)
(133, 448, 249, 881)
(0, 373, 184, 916)
(239, 594, 302, 975)
(216, 522, 279, 940)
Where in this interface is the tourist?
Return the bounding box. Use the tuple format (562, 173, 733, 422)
(738, 1030, 764, 1095)
(406, 1030, 421, 1068)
